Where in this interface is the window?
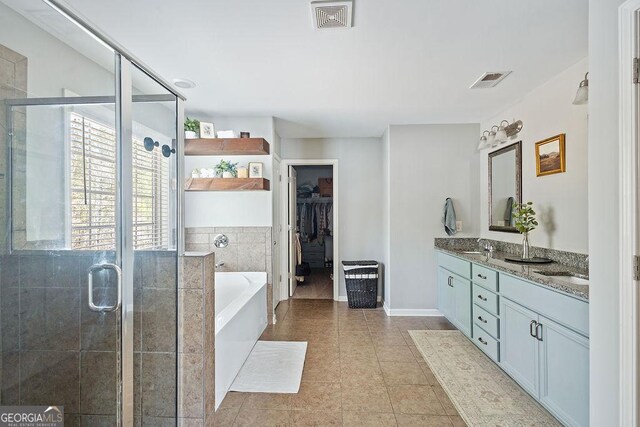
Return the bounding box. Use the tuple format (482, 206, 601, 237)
(69, 113, 169, 250)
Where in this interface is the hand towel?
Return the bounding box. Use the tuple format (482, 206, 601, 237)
(443, 198, 457, 236)
(504, 196, 515, 226)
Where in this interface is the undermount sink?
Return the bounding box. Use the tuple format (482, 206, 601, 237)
(534, 271, 589, 286)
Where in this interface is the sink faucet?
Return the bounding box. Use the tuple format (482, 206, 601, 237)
(477, 238, 494, 256)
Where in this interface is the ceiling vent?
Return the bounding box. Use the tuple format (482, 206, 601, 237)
(311, 1, 353, 29)
(469, 71, 512, 89)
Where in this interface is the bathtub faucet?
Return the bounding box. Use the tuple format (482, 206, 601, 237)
(215, 261, 225, 269)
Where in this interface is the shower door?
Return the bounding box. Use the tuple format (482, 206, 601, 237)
(0, 1, 182, 425)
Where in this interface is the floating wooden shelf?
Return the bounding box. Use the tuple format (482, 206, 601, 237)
(184, 138, 270, 156)
(185, 177, 270, 191)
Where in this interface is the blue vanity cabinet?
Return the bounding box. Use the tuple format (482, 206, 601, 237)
(500, 298, 540, 397)
(538, 316, 590, 427)
(437, 267, 454, 320)
(435, 250, 589, 427)
(437, 253, 471, 338)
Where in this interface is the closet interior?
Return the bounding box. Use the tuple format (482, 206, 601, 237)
(293, 165, 334, 299)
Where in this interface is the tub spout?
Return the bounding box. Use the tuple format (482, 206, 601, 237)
(215, 261, 225, 269)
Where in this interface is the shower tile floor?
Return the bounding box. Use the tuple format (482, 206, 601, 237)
(213, 300, 466, 426)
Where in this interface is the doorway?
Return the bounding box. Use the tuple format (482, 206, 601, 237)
(280, 160, 339, 301)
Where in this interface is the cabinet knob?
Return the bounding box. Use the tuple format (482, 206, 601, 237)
(477, 294, 488, 302)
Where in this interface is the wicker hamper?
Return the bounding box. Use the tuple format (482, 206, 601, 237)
(342, 261, 379, 309)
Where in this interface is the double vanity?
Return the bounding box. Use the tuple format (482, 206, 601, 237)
(435, 238, 589, 427)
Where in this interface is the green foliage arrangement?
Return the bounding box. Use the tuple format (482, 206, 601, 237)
(214, 159, 238, 177)
(512, 201, 538, 234)
(184, 117, 200, 133)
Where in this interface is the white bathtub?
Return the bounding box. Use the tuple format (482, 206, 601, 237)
(215, 272, 268, 409)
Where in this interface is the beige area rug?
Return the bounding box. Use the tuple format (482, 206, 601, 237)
(409, 330, 560, 427)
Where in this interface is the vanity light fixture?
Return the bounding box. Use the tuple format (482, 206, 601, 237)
(489, 126, 499, 147)
(494, 120, 509, 144)
(478, 120, 523, 150)
(477, 130, 490, 151)
(572, 72, 588, 105)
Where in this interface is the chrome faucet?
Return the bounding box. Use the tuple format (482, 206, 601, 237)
(477, 238, 494, 256)
(215, 261, 225, 269)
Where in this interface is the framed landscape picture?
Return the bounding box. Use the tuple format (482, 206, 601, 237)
(535, 134, 566, 176)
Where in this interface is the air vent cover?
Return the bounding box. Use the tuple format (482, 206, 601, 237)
(311, 1, 353, 29)
(469, 71, 512, 89)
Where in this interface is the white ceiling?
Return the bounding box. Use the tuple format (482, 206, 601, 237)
(41, 0, 590, 138)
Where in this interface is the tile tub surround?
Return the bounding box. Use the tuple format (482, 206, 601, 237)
(0, 251, 181, 425)
(179, 252, 216, 425)
(185, 226, 274, 323)
(434, 239, 589, 300)
(214, 299, 465, 426)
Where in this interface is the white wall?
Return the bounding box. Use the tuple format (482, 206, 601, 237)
(588, 0, 624, 424)
(184, 116, 275, 227)
(281, 138, 384, 297)
(480, 58, 589, 253)
(387, 124, 480, 311)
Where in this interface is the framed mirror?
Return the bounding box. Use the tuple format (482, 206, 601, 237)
(488, 141, 522, 232)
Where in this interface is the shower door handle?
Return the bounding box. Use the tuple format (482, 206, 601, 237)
(87, 263, 122, 312)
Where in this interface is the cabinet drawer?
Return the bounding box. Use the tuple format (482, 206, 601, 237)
(473, 284, 499, 316)
(473, 326, 499, 362)
(473, 304, 499, 339)
(438, 252, 470, 279)
(472, 264, 498, 292)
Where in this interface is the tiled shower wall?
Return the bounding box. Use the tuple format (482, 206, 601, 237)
(185, 226, 274, 322)
(0, 251, 180, 425)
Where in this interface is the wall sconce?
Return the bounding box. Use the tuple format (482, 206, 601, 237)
(572, 72, 588, 105)
(477, 119, 523, 150)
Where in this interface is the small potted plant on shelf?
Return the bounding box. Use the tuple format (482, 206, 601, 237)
(512, 201, 538, 259)
(184, 117, 200, 139)
(214, 159, 238, 178)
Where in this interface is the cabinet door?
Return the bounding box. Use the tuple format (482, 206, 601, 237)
(437, 267, 454, 320)
(500, 298, 539, 397)
(538, 316, 589, 427)
(452, 275, 471, 338)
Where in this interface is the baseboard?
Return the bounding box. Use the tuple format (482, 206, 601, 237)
(336, 296, 382, 302)
(385, 308, 442, 317)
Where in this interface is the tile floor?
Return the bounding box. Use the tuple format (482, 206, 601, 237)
(213, 300, 465, 426)
(292, 268, 334, 300)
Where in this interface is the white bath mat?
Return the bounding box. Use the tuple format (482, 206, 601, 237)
(229, 341, 307, 393)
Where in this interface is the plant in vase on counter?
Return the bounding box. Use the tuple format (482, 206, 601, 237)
(214, 159, 238, 178)
(512, 201, 538, 259)
(184, 117, 200, 139)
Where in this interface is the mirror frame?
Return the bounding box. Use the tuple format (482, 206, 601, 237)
(488, 141, 522, 233)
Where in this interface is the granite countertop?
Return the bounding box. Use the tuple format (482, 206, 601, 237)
(435, 245, 589, 301)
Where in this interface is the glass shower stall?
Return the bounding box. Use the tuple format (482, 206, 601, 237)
(0, 0, 184, 424)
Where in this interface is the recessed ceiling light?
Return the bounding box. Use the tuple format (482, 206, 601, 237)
(172, 78, 196, 89)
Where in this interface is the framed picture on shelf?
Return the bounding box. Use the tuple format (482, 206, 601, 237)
(199, 122, 216, 138)
(535, 134, 566, 176)
(248, 162, 263, 178)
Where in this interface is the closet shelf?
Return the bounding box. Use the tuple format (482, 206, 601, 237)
(297, 197, 333, 203)
(184, 138, 270, 156)
(185, 178, 270, 191)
